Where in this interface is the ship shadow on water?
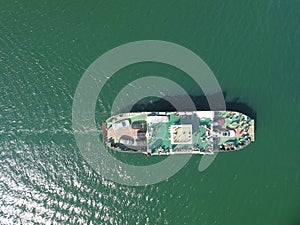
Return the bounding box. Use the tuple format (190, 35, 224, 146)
(130, 92, 257, 124)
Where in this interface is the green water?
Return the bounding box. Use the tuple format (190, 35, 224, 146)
(1, 1, 299, 224)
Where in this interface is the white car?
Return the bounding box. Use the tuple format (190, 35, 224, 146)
(112, 120, 130, 130)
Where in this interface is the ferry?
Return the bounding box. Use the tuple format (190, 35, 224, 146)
(102, 111, 255, 156)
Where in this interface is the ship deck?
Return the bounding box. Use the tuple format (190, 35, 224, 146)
(103, 111, 255, 155)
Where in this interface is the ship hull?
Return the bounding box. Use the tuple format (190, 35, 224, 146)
(103, 111, 254, 155)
